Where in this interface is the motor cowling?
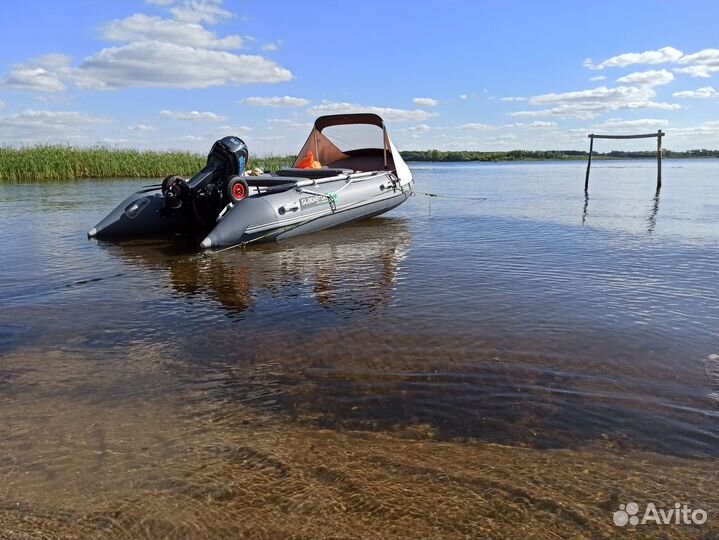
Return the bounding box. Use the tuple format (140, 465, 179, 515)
(207, 136, 249, 180)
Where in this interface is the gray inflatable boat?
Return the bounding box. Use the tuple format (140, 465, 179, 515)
(88, 113, 414, 249)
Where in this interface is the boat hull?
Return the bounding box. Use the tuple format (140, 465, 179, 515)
(90, 171, 412, 249)
(201, 172, 412, 249)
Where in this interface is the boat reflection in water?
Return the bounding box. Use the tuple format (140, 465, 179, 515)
(97, 217, 412, 317)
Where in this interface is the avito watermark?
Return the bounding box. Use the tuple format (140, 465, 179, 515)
(613, 502, 707, 527)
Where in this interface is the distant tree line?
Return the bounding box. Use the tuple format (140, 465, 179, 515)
(399, 149, 719, 162)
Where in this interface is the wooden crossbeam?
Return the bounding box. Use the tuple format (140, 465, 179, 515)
(588, 132, 665, 140)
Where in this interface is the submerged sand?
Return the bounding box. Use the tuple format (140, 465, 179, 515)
(1, 349, 716, 540)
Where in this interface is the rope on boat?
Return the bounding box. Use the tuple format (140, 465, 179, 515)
(414, 191, 487, 202)
(204, 186, 485, 256)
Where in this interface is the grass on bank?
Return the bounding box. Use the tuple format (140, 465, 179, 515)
(2, 145, 716, 182)
(0, 146, 294, 182)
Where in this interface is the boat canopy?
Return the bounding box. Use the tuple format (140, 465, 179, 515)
(292, 113, 412, 185)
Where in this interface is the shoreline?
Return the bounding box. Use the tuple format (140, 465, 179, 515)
(0, 145, 716, 182)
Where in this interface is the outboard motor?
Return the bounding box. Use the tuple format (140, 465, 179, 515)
(88, 136, 248, 239)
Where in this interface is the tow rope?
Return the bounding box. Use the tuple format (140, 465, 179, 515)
(414, 191, 487, 202)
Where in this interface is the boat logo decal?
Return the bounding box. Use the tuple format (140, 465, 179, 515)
(300, 194, 334, 209)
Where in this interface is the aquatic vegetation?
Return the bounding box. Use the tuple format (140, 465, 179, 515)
(0, 146, 294, 182)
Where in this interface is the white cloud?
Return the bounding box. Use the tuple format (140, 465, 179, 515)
(103, 14, 243, 49)
(401, 124, 431, 138)
(674, 65, 719, 78)
(672, 86, 718, 99)
(180, 134, 204, 141)
(99, 137, 132, 145)
(128, 123, 156, 131)
(530, 85, 653, 105)
(146, 0, 175, 5)
(212, 124, 252, 134)
(241, 96, 309, 107)
(0, 100, 4, 110)
(510, 85, 683, 119)
(160, 110, 228, 121)
(0, 1, 291, 92)
(33, 94, 74, 103)
(412, 97, 439, 107)
(267, 118, 313, 129)
(458, 123, 494, 130)
(587, 46, 683, 70)
(616, 69, 674, 87)
(666, 120, 719, 138)
(500, 96, 527, 102)
(0, 54, 72, 92)
(585, 46, 719, 79)
(0, 109, 110, 127)
(0, 109, 111, 142)
(678, 48, 719, 67)
(170, 0, 231, 24)
(307, 101, 436, 122)
(596, 118, 669, 129)
(261, 41, 281, 52)
(528, 121, 557, 128)
(589, 75, 606, 82)
(0, 68, 66, 92)
(510, 101, 682, 120)
(75, 41, 292, 89)
(459, 94, 468, 100)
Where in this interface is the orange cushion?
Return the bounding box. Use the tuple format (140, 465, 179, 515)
(297, 151, 322, 169)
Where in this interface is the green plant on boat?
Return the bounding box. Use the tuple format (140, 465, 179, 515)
(0, 146, 295, 182)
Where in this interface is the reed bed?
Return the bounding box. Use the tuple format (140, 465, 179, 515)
(0, 146, 294, 182)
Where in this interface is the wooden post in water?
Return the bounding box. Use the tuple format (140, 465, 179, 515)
(656, 129, 663, 190)
(584, 134, 594, 192)
(582, 131, 666, 193)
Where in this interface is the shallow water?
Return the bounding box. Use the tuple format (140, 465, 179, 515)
(0, 159, 717, 539)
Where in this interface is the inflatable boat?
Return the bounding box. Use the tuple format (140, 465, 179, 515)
(88, 113, 413, 249)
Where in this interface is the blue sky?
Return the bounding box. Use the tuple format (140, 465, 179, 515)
(0, 0, 717, 154)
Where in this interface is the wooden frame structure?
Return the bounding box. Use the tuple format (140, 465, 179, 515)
(584, 130, 665, 192)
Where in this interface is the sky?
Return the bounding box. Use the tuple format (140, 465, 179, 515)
(0, 0, 717, 155)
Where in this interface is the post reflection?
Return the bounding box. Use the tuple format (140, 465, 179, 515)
(580, 189, 662, 234)
(647, 188, 661, 234)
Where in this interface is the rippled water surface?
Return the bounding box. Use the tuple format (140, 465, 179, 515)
(1, 160, 717, 539)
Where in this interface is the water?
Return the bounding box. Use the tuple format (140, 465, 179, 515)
(1, 160, 717, 539)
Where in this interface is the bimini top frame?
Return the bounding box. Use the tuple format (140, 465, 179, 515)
(292, 113, 413, 186)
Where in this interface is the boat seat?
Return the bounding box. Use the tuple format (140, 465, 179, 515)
(274, 168, 353, 179)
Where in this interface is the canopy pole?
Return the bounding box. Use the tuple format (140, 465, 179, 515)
(382, 125, 389, 170)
